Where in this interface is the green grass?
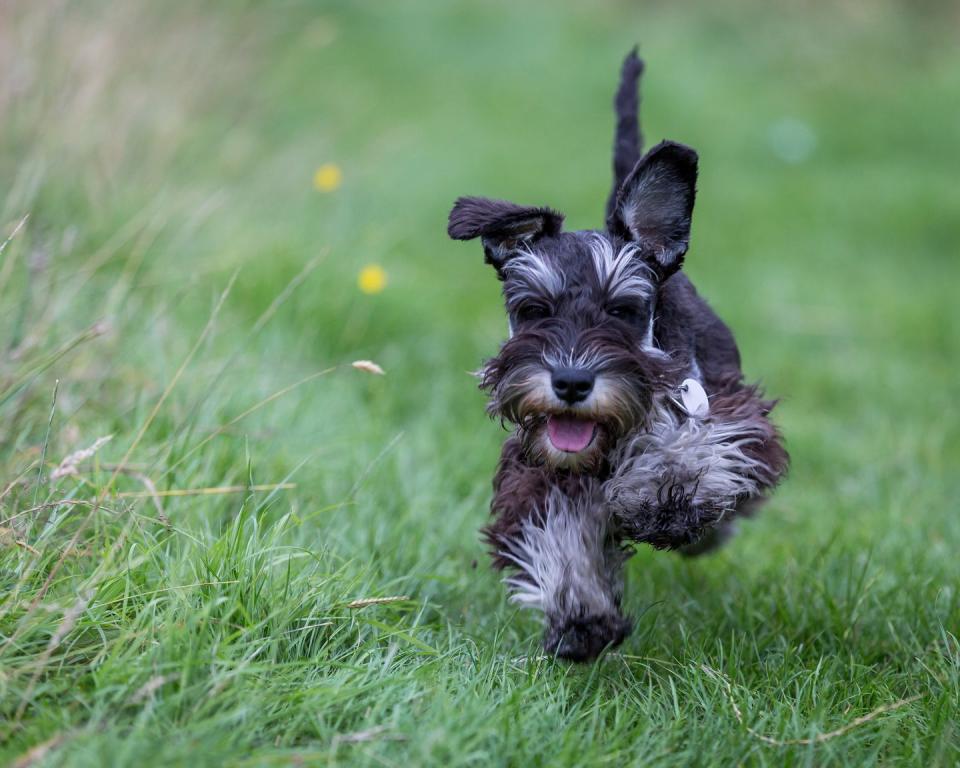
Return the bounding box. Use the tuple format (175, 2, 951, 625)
(1, 1, 958, 765)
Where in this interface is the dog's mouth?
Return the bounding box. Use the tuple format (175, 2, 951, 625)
(546, 414, 598, 453)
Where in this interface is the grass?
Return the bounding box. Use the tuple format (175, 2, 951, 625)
(1, 1, 958, 765)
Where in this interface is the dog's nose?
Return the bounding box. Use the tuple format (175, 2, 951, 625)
(551, 368, 595, 404)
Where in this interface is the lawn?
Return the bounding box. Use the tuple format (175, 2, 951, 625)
(1, 1, 958, 765)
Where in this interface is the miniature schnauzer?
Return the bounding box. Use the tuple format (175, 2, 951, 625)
(447, 50, 788, 661)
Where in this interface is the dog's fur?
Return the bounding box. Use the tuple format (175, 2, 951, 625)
(447, 50, 788, 662)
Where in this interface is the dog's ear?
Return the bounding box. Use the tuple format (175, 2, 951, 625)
(447, 196, 564, 271)
(607, 141, 698, 278)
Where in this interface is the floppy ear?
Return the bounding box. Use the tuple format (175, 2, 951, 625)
(447, 196, 564, 270)
(607, 140, 698, 278)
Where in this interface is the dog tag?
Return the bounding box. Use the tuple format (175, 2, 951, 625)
(678, 378, 709, 419)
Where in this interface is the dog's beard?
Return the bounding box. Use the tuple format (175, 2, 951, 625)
(484, 365, 652, 472)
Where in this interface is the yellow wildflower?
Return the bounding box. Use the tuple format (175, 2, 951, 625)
(357, 265, 387, 294)
(313, 163, 342, 192)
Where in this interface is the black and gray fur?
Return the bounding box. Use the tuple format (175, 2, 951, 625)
(447, 49, 788, 662)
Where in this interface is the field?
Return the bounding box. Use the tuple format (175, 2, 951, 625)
(1, 1, 958, 765)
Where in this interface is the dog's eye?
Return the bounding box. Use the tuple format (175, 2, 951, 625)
(607, 304, 640, 324)
(515, 303, 551, 324)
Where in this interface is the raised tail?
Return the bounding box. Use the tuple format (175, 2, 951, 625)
(605, 48, 645, 225)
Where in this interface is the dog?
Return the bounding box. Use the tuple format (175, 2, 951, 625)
(447, 50, 788, 662)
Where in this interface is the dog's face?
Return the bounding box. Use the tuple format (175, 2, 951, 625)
(449, 142, 699, 471)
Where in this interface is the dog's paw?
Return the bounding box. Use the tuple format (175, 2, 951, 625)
(543, 612, 632, 662)
(606, 473, 698, 519)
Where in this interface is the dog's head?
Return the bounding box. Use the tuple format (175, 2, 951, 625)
(448, 141, 698, 471)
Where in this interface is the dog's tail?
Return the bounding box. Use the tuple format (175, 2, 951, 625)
(605, 48, 645, 225)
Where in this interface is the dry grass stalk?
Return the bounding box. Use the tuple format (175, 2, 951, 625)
(11, 732, 69, 768)
(351, 360, 385, 375)
(129, 674, 175, 704)
(50, 435, 113, 481)
(345, 595, 410, 609)
(0, 526, 40, 555)
(700, 664, 920, 746)
(0, 213, 30, 257)
(47, 589, 95, 654)
(127, 471, 168, 526)
(332, 725, 405, 746)
(115, 482, 296, 499)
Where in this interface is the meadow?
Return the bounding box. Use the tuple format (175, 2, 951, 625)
(1, 1, 958, 765)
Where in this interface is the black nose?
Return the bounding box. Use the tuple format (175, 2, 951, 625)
(551, 368, 595, 404)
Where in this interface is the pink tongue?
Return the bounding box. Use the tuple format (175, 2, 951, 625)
(547, 415, 597, 452)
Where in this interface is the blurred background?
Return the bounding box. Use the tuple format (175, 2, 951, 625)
(1, 1, 958, 764)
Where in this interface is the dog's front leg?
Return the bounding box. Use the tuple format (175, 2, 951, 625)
(495, 489, 632, 661)
(604, 386, 788, 550)
(606, 476, 729, 550)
